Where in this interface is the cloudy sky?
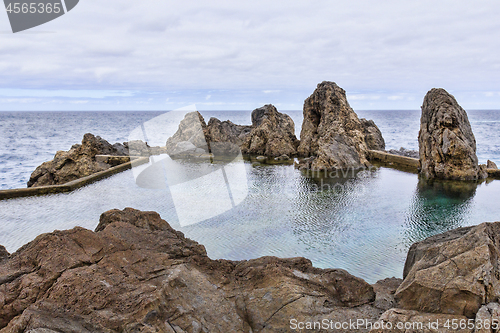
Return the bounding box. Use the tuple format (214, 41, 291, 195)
(1, 0, 499, 111)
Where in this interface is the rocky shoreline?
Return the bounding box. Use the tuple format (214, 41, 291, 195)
(26, 81, 499, 190)
(1, 208, 499, 332)
(5, 81, 499, 331)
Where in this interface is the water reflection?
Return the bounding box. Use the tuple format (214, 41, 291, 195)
(289, 167, 379, 254)
(403, 178, 478, 246)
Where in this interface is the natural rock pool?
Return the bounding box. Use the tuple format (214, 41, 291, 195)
(1, 158, 499, 283)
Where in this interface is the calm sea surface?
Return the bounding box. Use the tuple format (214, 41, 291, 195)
(1, 110, 499, 283)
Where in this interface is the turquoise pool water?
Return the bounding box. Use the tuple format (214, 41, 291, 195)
(1, 160, 499, 283)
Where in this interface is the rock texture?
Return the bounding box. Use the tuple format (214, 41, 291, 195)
(0, 208, 390, 333)
(373, 277, 403, 311)
(487, 160, 498, 170)
(0, 245, 8, 262)
(370, 308, 471, 333)
(165, 112, 211, 158)
(27, 134, 129, 187)
(206, 117, 251, 157)
(360, 118, 385, 151)
(474, 303, 500, 333)
(240, 105, 300, 157)
(297, 81, 372, 171)
(418, 88, 487, 180)
(395, 222, 500, 318)
(166, 106, 299, 159)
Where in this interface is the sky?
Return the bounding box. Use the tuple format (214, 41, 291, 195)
(0, 0, 499, 111)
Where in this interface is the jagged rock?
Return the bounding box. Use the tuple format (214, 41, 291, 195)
(166, 107, 299, 159)
(165, 111, 211, 158)
(240, 104, 300, 157)
(387, 147, 419, 159)
(297, 81, 371, 171)
(370, 308, 472, 333)
(487, 160, 498, 170)
(0, 245, 9, 262)
(0, 208, 382, 333)
(206, 117, 252, 145)
(418, 88, 487, 180)
(395, 222, 500, 318)
(373, 277, 403, 311)
(27, 133, 129, 187)
(206, 117, 251, 157)
(360, 118, 385, 151)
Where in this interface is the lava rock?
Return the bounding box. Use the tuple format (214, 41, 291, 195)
(206, 117, 251, 157)
(165, 111, 211, 157)
(240, 104, 300, 157)
(297, 81, 371, 171)
(418, 88, 487, 180)
(0, 208, 381, 332)
(396, 222, 500, 318)
(27, 133, 128, 187)
(487, 160, 498, 170)
(360, 118, 385, 151)
(0, 245, 9, 262)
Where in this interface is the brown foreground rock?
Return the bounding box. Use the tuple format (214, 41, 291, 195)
(395, 222, 500, 318)
(370, 308, 471, 333)
(0, 208, 389, 333)
(296, 81, 373, 171)
(418, 88, 487, 181)
(27, 133, 129, 187)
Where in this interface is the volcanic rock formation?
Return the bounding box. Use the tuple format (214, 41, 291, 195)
(360, 118, 385, 151)
(240, 104, 300, 157)
(27, 133, 129, 187)
(296, 81, 372, 171)
(418, 88, 487, 180)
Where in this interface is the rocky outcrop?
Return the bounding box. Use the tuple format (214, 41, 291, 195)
(487, 160, 498, 170)
(165, 111, 211, 159)
(166, 107, 299, 159)
(395, 222, 500, 318)
(27, 133, 129, 187)
(360, 118, 385, 151)
(240, 104, 300, 157)
(0, 245, 8, 262)
(297, 81, 372, 171)
(418, 88, 487, 180)
(206, 117, 252, 156)
(0, 208, 390, 333)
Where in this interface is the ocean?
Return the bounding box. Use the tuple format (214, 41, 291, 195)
(1, 110, 500, 283)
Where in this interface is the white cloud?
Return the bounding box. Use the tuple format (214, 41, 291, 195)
(0, 0, 499, 109)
